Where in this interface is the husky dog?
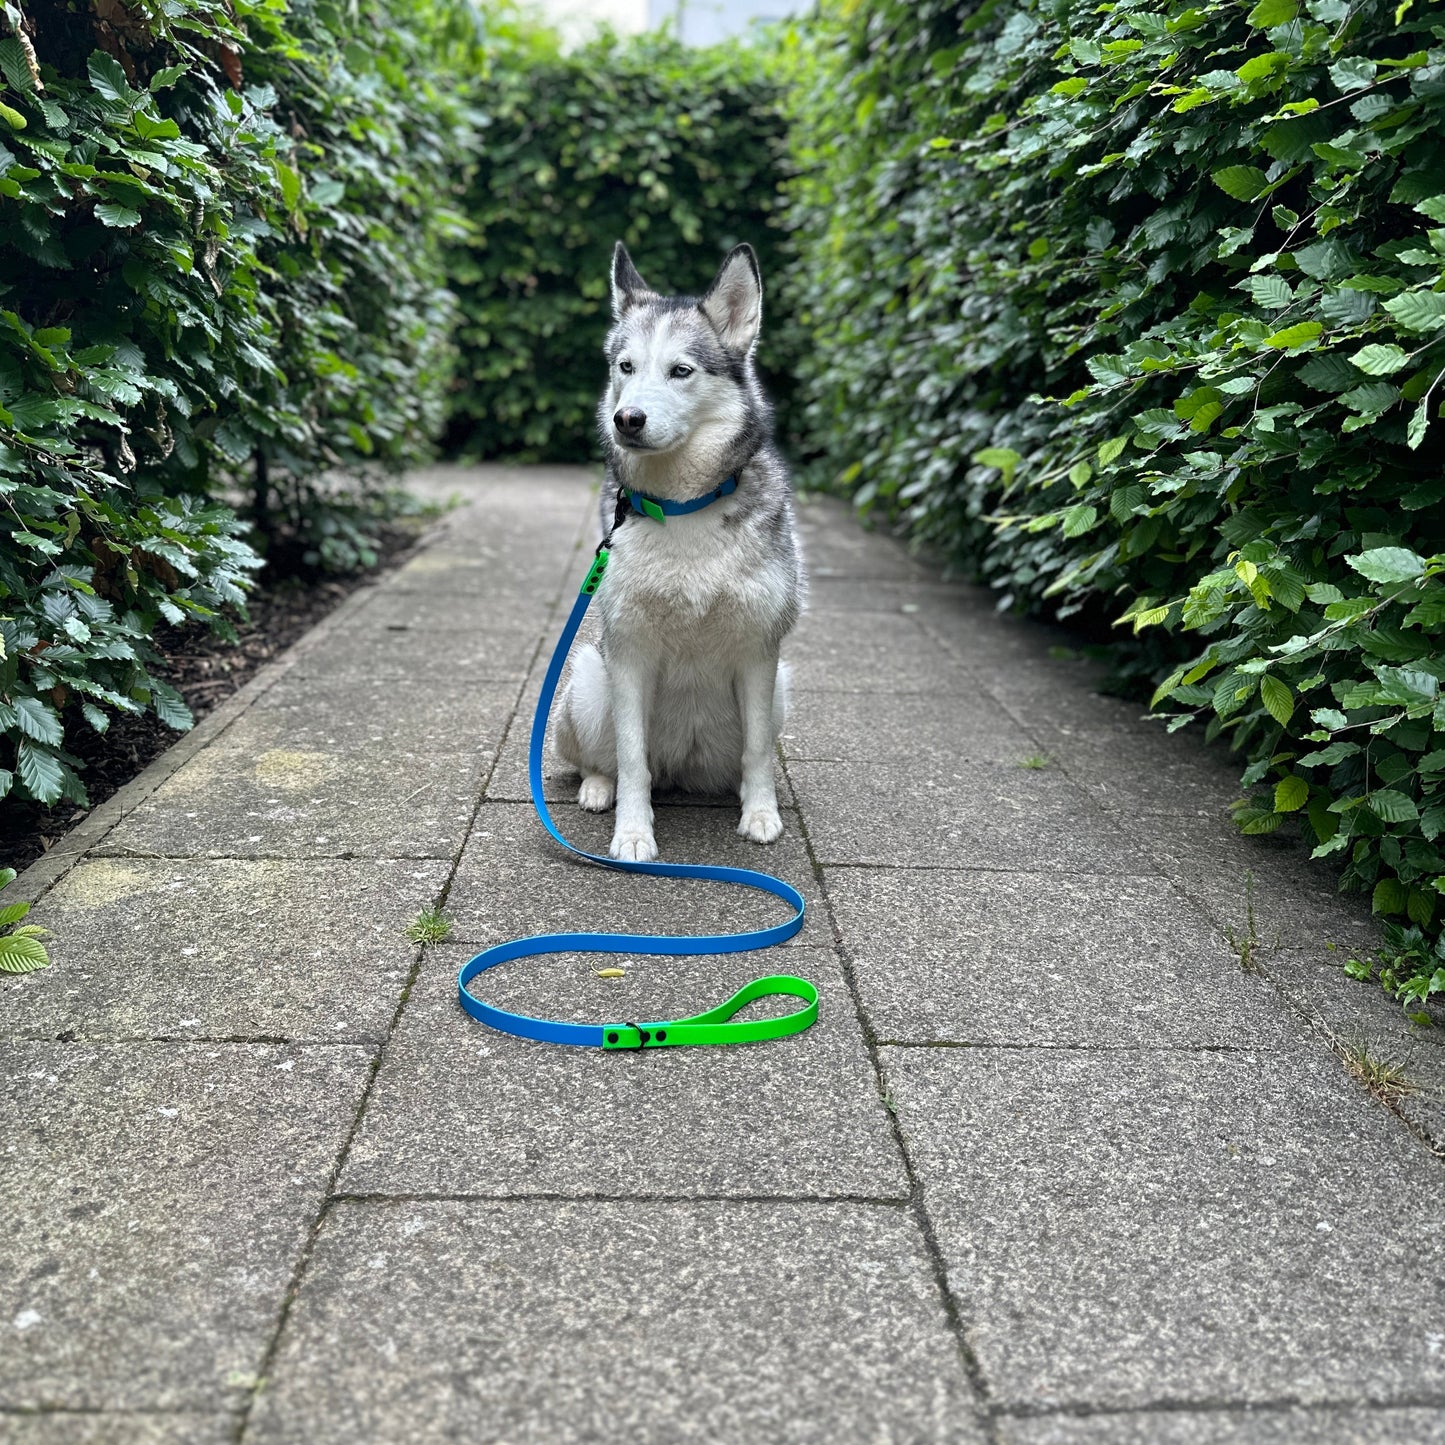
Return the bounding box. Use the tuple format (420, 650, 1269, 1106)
(552, 241, 804, 863)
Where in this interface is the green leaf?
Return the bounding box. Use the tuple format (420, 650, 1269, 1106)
(1373, 877, 1408, 915)
(11, 696, 62, 746)
(1369, 790, 1419, 824)
(1410, 390, 1432, 453)
(1346, 547, 1426, 584)
(1350, 344, 1410, 375)
(1383, 290, 1445, 333)
(15, 740, 63, 803)
(0, 935, 49, 974)
(1212, 165, 1269, 201)
(95, 203, 141, 228)
(87, 50, 136, 103)
(151, 681, 193, 732)
(274, 160, 302, 212)
(1246, 0, 1297, 24)
(1275, 775, 1309, 812)
(1260, 673, 1294, 726)
(1246, 275, 1293, 310)
(973, 447, 1021, 484)
(1263, 322, 1323, 349)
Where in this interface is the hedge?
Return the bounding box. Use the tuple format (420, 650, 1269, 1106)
(443, 30, 795, 461)
(0, 0, 480, 807)
(783, 0, 1445, 1003)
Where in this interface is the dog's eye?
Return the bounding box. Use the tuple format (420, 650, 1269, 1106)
(618, 359, 633, 374)
(671, 364, 693, 379)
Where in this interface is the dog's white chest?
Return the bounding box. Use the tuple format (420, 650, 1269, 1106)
(601, 510, 792, 659)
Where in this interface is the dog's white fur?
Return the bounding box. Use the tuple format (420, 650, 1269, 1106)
(552, 244, 803, 863)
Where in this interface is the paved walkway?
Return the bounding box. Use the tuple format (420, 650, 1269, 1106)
(3, 465, 1444, 1445)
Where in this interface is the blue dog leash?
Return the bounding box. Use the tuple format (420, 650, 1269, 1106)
(457, 483, 816, 1050)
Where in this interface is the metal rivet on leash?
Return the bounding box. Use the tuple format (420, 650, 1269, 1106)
(456, 479, 817, 1050)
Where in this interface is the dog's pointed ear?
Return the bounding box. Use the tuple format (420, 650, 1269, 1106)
(611, 242, 653, 319)
(699, 244, 763, 353)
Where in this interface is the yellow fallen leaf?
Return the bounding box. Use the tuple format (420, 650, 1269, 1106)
(593, 968, 626, 979)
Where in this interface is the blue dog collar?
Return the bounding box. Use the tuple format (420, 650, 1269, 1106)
(624, 475, 737, 523)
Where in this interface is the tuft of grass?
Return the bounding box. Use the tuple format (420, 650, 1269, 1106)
(1342, 1042, 1418, 1101)
(1224, 870, 1263, 974)
(1018, 753, 1053, 771)
(405, 906, 452, 946)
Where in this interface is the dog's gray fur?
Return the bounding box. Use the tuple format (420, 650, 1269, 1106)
(552, 241, 805, 861)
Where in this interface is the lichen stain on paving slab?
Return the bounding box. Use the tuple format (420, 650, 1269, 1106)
(50, 858, 156, 910)
(394, 552, 484, 578)
(252, 749, 339, 790)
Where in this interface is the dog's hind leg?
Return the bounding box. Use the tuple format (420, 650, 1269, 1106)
(736, 652, 785, 844)
(552, 644, 617, 811)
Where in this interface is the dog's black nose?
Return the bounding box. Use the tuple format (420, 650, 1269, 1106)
(614, 407, 646, 436)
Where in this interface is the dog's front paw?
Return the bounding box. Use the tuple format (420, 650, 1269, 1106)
(610, 827, 658, 863)
(738, 805, 784, 844)
(578, 774, 615, 812)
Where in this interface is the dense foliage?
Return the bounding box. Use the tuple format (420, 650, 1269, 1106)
(0, 0, 478, 806)
(783, 0, 1445, 1000)
(444, 31, 795, 460)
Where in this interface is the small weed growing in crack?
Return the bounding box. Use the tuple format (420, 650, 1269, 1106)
(405, 906, 452, 946)
(1342, 1042, 1418, 1101)
(1018, 753, 1053, 771)
(879, 1088, 898, 1116)
(1224, 870, 1263, 973)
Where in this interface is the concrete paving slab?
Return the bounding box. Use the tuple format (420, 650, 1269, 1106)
(795, 497, 929, 582)
(1264, 951, 1445, 1055)
(347, 586, 556, 636)
(996, 1406, 1445, 1444)
(1260, 951, 1445, 1148)
(446, 802, 823, 947)
(789, 610, 971, 694)
(805, 578, 994, 615)
(230, 679, 517, 752)
(246, 675, 516, 753)
(883, 1046, 1445, 1412)
(969, 658, 1150, 730)
(1138, 814, 1382, 952)
(289, 608, 544, 682)
(398, 463, 598, 518)
(246, 1200, 980, 1444)
(827, 869, 1301, 1048)
(385, 542, 580, 597)
(342, 944, 905, 1198)
(1044, 720, 1247, 818)
(0, 1416, 236, 1445)
(783, 689, 1036, 765)
(0, 857, 445, 1042)
(96, 738, 486, 859)
(0, 1043, 369, 1412)
(789, 759, 1155, 873)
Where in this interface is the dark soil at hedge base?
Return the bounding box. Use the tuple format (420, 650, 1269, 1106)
(1, 520, 428, 876)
